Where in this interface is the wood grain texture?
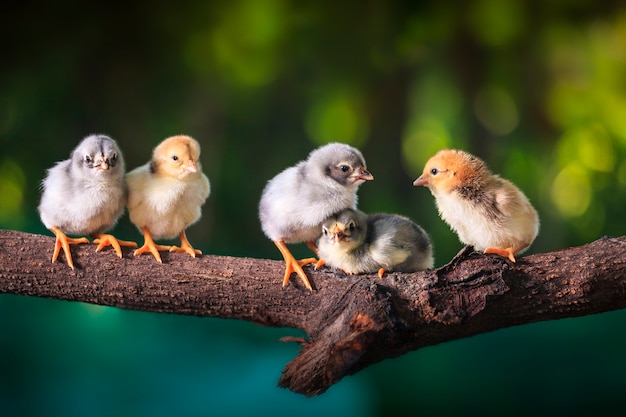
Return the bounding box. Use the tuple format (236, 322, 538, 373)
(1, 229, 625, 396)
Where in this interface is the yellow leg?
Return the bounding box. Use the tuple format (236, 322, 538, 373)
(93, 233, 138, 258)
(169, 230, 202, 258)
(377, 268, 386, 278)
(485, 247, 516, 263)
(274, 240, 315, 290)
(134, 226, 172, 263)
(50, 226, 89, 270)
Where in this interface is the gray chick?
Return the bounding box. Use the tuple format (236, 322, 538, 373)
(38, 134, 136, 269)
(317, 208, 434, 277)
(259, 142, 373, 290)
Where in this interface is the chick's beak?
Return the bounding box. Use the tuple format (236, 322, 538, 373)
(331, 225, 346, 242)
(354, 168, 374, 182)
(184, 159, 198, 173)
(96, 159, 109, 171)
(413, 175, 428, 187)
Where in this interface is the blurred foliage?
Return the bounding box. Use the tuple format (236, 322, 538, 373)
(1, 0, 626, 416)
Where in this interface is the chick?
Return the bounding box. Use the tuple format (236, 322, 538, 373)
(316, 208, 433, 278)
(259, 142, 373, 290)
(38, 134, 136, 269)
(413, 149, 539, 262)
(126, 135, 210, 263)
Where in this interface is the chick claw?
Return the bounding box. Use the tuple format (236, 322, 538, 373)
(168, 231, 201, 258)
(93, 234, 138, 258)
(484, 247, 516, 263)
(282, 257, 316, 291)
(314, 258, 326, 270)
(274, 240, 315, 291)
(50, 226, 89, 270)
(134, 226, 172, 263)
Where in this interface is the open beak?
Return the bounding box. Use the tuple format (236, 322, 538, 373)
(413, 175, 428, 186)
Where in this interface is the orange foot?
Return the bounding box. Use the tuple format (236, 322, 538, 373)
(93, 233, 138, 258)
(50, 226, 89, 269)
(485, 246, 516, 263)
(169, 230, 201, 258)
(314, 258, 325, 270)
(134, 226, 172, 263)
(274, 240, 316, 291)
(314, 259, 359, 276)
(377, 268, 386, 278)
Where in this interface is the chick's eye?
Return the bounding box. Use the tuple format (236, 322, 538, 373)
(430, 168, 439, 175)
(322, 228, 328, 236)
(84, 155, 92, 163)
(348, 222, 355, 231)
(111, 154, 117, 163)
(339, 165, 350, 173)
(172, 155, 179, 161)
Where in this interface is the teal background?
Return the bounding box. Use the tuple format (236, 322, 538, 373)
(2, 1, 626, 415)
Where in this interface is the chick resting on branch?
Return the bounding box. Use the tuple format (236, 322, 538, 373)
(1, 230, 625, 396)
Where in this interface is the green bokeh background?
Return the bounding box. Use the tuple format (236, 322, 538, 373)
(2, 0, 626, 415)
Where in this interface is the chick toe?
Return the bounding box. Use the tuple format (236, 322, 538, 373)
(134, 226, 172, 263)
(169, 231, 202, 258)
(314, 258, 326, 270)
(282, 258, 314, 291)
(485, 247, 516, 263)
(274, 240, 314, 291)
(50, 226, 89, 269)
(93, 233, 138, 258)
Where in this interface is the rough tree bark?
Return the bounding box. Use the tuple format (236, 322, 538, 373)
(1, 230, 625, 396)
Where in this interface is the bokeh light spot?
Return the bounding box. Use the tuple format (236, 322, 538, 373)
(0, 159, 26, 227)
(576, 126, 614, 172)
(467, 0, 525, 46)
(184, 0, 285, 88)
(618, 161, 626, 188)
(402, 117, 452, 175)
(474, 86, 519, 135)
(551, 164, 591, 218)
(558, 125, 615, 172)
(305, 91, 368, 147)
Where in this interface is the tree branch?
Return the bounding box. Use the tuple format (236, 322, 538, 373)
(1, 229, 625, 396)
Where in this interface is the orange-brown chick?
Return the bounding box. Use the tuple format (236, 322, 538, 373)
(126, 135, 210, 263)
(413, 149, 539, 262)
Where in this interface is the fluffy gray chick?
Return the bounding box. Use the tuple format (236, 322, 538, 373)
(317, 208, 433, 277)
(38, 134, 135, 268)
(259, 142, 373, 290)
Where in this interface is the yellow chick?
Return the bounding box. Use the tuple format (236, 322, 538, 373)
(126, 135, 210, 263)
(413, 149, 539, 262)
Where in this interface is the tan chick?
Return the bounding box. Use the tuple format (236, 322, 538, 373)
(126, 135, 210, 263)
(413, 149, 539, 262)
